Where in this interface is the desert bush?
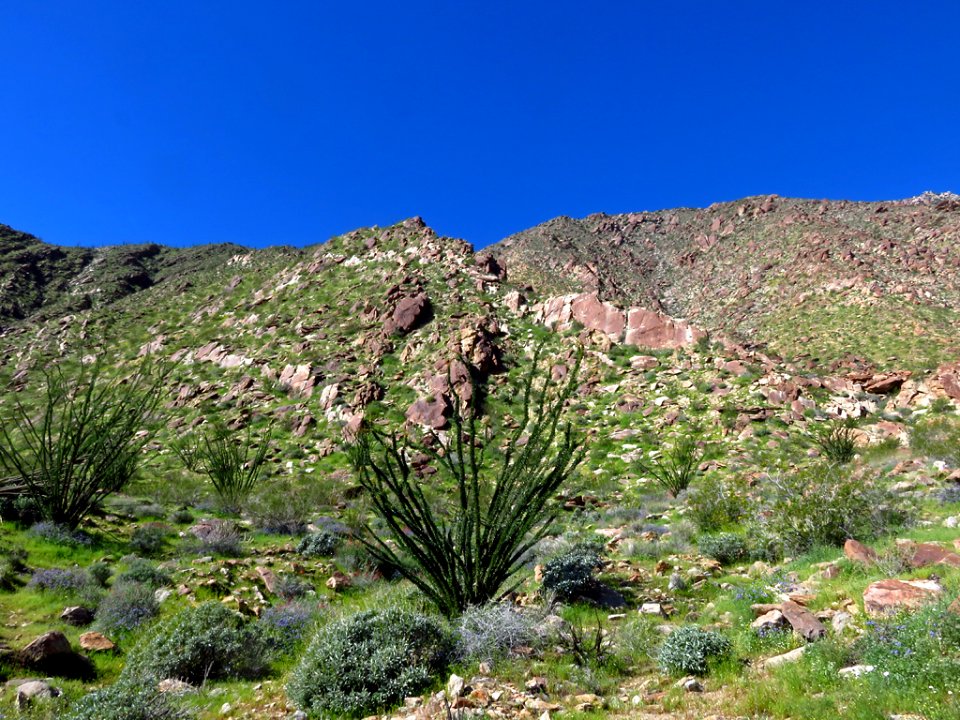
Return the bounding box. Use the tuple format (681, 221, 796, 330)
(115, 558, 171, 588)
(297, 530, 341, 558)
(811, 418, 858, 463)
(634, 428, 708, 497)
(936, 483, 960, 505)
(168, 508, 194, 525)
(274, 574, 312, 601)
(613, 615, 663, 667)
(66, 680, 186, 720)
(686, 474, 749, 532)
(758, 464, 909, 555)
(658, 625, 732, 676)
(456, 602, 539, 663)
(698, 532, 749, 565)
(259, 601, 323, 654)
(185, 521, 244, 557)
(122, 602, 267, 685)
(173, 421, 272, 514)
(540, 542, 604, 601)
(95, 581, 159, 634)
(248, 481, 312, 535)
(129, 525, 170, 557)
(87, 561, 113, 587)
(911, 416, 960, 466)
(851, 601, 960, 689)
(288, 608, 453, 718)
(28, 520, 93, 546)
(349, 345, 585, 616)
(558, 613, 615, 668)
(0, 358, 168, 529)
(28, 567, 94, 594)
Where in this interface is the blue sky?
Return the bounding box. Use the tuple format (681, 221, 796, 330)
(1, 2, 958, 249)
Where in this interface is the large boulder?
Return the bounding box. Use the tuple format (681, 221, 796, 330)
(624, 308, 705, 349)
(384, 293, 432, 335)
(863, 578, 943, 617)
(16, 631, 94, 679)
(406, 395, 451, 430)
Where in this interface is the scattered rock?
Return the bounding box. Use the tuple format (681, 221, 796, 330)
(751, 609, 788, 634)
(78, 632, 115, 652)
(15, 680, 61, 709)
(844, 538, 878, 565)
(863, 578, 943, 617)
(780, 601, 826, 641)
(838, 664, 875, 678)
(60, 606, 95, 626)
(759, 645, 806, 670)
(158, 678, 197, 694)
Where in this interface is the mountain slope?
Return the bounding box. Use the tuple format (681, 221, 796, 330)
(491, 193, 960, 370)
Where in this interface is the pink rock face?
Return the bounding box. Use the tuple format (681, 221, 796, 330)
(938, 365, 960, 401)
(780, 601, 826, 641)
(863, 578, 942, 617)
(279, 364, 314, 398)
(539, 295, 574, 329)
(405, 395, 450, 430)
(625, 308, 704, 349)
(386, 293, 432, 334)
(570, 294, 626, 339)
(844, 539, 878, 565)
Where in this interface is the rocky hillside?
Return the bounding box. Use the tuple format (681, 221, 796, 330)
(0, 224, 246, 332)
(492, 193, 960, 371)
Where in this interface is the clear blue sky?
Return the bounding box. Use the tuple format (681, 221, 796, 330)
(1, 2, 958, 250)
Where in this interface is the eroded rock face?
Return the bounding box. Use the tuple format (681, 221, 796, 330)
(863, 578, 943, 617)
(625, 308, 705, 349)
(536, 292, 704, 349)
(385, 293, 433, 335)
(406, 395, 450, 430)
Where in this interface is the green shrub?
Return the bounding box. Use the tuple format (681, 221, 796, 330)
(173, 422, 272, 514)
(287, 608, 453, 717)
(698, 532, 749, 565)
(122, 602, 267, 684)
(129, 525, 170, 557)
(810, 418, 858, 463)
(88, 561, 113, 587)
(540, 543, 604, 601)
(66, 680, 186, 720)
(911, 416, 960, 466)
(759, 464, 909, 555)
(169, 508, 193, 525)
(115, 558, 171, 588)
(297, 531, 340, 558)
(349, 344, 585, 616)
(95, 582, 159, 634)
(0, 358, 168, 529)
(658, 625, 732, 676)
(686, 474, 748, 532)
(633, 428, 708, 497)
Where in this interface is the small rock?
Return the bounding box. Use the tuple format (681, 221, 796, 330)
(759, 645, 806, 670)
(838, 664, 875, 678)
(78, 632, 115, 652)
(447, 673, 465, 699)
(676, 676, 703, 692)
(781, 600, 827, 641)
(831, 611, 855, 634)
(16, 680, 61, 709)
(844, 539, 878, 565)
(158, 678, 197, 694)
(751, 609, 788, 634)
(863, 578, 943, 616)
(668, 572, 687, 591)
(640, 602, 666, 617)
(220, 702, 232, 714)
(154, 588, 173, 604)
(60, 606, 95, 626)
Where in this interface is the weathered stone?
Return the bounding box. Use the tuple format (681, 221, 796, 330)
(843, 539, 878, 565)
(78, 632, 115, 652)
(447, 673, 465, 698)
(625, 307, 705, 349)
(863, 578, 943, 617)
(158, 678, 197, 694)
(759, 645, 806, 670)
(60, 606, 95, 626)
(781, 601, 826, 641)
(16, 680, 61, 709)
(385, 293, 432, 334)
(17, 631, 93, 679)
(405, 395, 450, 430)
(902, 542, 960, 569)
(751, 609, 788, 634)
